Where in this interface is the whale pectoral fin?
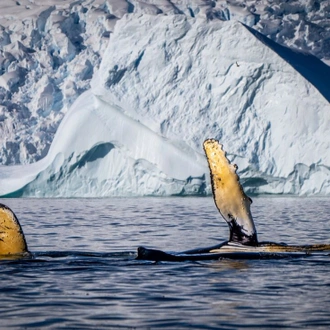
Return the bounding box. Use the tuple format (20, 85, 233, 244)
(0, 203, 29, 255)
(203, 139, 258, 246)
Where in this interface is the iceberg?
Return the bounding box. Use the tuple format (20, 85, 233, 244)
(0, 90, 207, 197)
(92, 14, 330, 196)
(0, 2, 329, 197)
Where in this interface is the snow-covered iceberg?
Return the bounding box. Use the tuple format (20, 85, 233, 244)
(0, 5, 330, 197)
(94, 14, 330, 196)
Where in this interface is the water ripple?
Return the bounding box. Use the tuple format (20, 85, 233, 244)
(1, 197, 330, 329)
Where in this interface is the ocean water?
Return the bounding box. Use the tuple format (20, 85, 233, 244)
(1, 197, 330, 329)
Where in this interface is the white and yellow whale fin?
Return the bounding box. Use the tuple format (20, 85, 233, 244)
(203, 139, 258, 246)
(0, 203, 29, 256)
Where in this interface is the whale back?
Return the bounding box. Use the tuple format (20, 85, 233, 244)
(203, 139, 258, 246)
(0, 203, 28, 255)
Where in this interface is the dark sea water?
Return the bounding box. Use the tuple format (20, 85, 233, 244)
(1, 197, 330, 329)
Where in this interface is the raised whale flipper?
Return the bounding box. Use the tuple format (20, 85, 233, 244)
(203, 139, 258, 246)
(136, 139, 330, 261)
(0, 203, 29, 256)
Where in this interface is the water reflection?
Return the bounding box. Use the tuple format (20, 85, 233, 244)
(208, 259, 250, 271)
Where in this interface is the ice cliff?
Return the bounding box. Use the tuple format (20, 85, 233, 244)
(0, 0, 329, 197)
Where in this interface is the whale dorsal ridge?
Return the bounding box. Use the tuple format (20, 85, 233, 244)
(203, 139, 258, 246)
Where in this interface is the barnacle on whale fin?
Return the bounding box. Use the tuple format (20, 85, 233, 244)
(203, 139, 257, 245)
(0, 203, 29, 256)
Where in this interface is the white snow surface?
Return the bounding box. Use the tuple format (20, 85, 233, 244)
(0, 0, 329, 197)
